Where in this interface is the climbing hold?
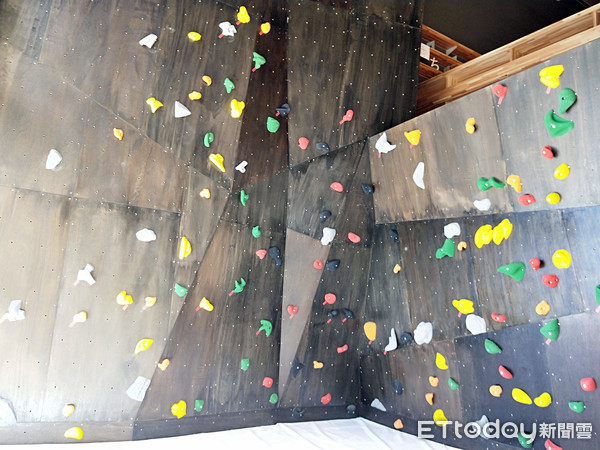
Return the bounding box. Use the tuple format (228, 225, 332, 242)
(241, 358, 250, 371)
(337, 344, 348, 353)
(275, 103, 291, 117)
(518, 194, 536, 206)
(452, 299, 474, 317)
(545, 192, 561, 204)
(425, 393, 434, 405)
(465, 117, 476, 134)
(287, 305, 298, 319)
(45, 149, 62, 170)
(414, 322, 433, 345)
(298, 137, 309, 149)
(542, 274, 559, 288)
(230, 99, 245, 118)
(540, 318, 560, 344)
(224, 77, 235, 94)
(491, 313, 506, 323)
(492, 84, 507, 104)
(229, 278, 246, 295)
(512, 388, 533, 405)
(457, 241, 467, 251)
(134, 338, 153, 354)
(313, 361, 323, 369)
(251, 226, 261, 238)
(240, 190, 249, 206)
(499, 365, 513, 379)
(113, 128, 124, 141)
(262, 377, 273, 388)
(330, 182, 344, 192)
(69, 311, 88, 327)
(394, 419, 404, 429)
(472, 226, 492, 248)
(62, 404, 75, 418)
(364, 322, 376, 344)
(568, 401, 585, 413)
(443, 222, 461, 239)
(252, 52, 266, 71)
(269, 393, 278, 404)
(218, 21, 236, 38)
(553, 163, 570, 180)
(202, 75, 213, 85)
(435, 239, 455, 259)
(534, 392, 552, 408)
(392, 379, 404, 395)
(266, 117, 280, 133)
(375, 132, 396, 155)
(195, 297, 213, 312)
(158, 359, 169, 371)
(448, 378, 459, 390)
(389, 229, 399, 242)
(323, 293, 337, 305)
(435, 352, 448, 370)
(489, 385, 503, 397)
(178, 236, 192, 260)
(321, 227, 336, 245)
(236, 6, 250, 25)
(541, 146, 554, 159)
(384, 328, 398, 354)
(342, 308, 354, 322)
(135, 229, 156, 243)
(506, 175, 522, 193)
(116, 291, 133, 310)
(316, 142, 330, 153)
(580, 377, 596, 391)
(484, 338, 502, 354)
(412, 162, 425, 189)
(518, 433, 534, 449)
(404, 129, 421, 147)
(171, 400, 186, 419)
(327, 310, 339, 324)
(313, 259, 323, 270)
(174, 283, 188, 297)
(267, 247, 283, 266)
(194, 399, 204, 412)
(325, 259, 340, 271)
(174, 101, 191, 118)
(146, 97, 163, 113)
(203, 132, 215, 147)
(200, 188, 210, 199)
(208, 153, 225, 173)
(433, 409, 448, 426)
(73, 263, 95, 287)
(256, 319, 272, 337)
(371, 398, 386, 412)
(552, 249, 571, 269)
(474, 198, 491, 211)
(530, 258, 541, 271)
(429, 376, 439, 387)
(466, 314, 487, 334)
(339, 109, 354, 124)
(596, 285, 600, 313)
(393, 264, 402, 273)
(492, 218, 513, 245)
(544, 110, 574, 137)
(188, 91, 201, 101)
(187, 31, 201, 41)
(477, 176, 505, 191)
(320, 393, 331, 405)
(558, 88, 576, 114)
(497, 262, 526, 281)
(544, 439, 562, 450)
(400, 332, 413, 345)
(139, 33, 157, 48)
(348, 232, 361, 243)
(64, 427, 83, 440)
(539, 65, 564, 90)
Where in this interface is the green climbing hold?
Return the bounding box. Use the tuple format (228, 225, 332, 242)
(595, 285, 600, 310)
(258, 319, 272, 337)
(517, 432, 534, 448)
(540, 318, 560, 343)
(174, 283, 188, 297)
(477, 176, 505, 191)
(435, 238, 455, 259)
(558, 88, 576, 114)
(240, 189, 249, 206)
(252, 225, 261, 238)
(497, 262, 526, 281)
(224, 77, 235, 94)
(269, 393, 278, 404)
(252, 52, 266, 70)
(266, 117, 280, 133)
(194, 399, 204, 412)
(448, 377, 459, 390)
(204, 132, 215, 147)
(484, 338, 502, 354)
(544, 110, 574, 137)
(568, 401, 585, 413)
(230, 277, 246, 295)
(241, 358, 250, 371)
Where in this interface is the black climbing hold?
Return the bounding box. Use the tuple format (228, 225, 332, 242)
(316, 142, 330, 153)
(291, 357, 304, 378)
(392, 379, 404, 395)
(342, 308, 354, 320)
(389, 229, 399, 242)
(276, 103, 291, 117)
(346, 404, 356, 415)
(327, 310, 339, 320)
(361, 183, 374, 195)
(325, 259, 340, 271)
(399, 332, 413, 345)
(292, 407, 305, 418)
(268, 246, 283, 266)
(319, 210, 332, 223)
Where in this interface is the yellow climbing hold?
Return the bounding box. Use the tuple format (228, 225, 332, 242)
(539, 65, 564, 89)
(202, 75, 212, 86)
(188, 91, 202, 101)
(554, 163, 570, 180)
(237, 6, 250, 24)
(546, 192, 561, 204)
(506, 175, 522, 193)
(209, 153, 226, 173)
(62, 404, 75, 417)
(187, 31, 201, 41)
(171, 400, 187, 419)
(113, 128, 124, 141)
(404, 129, 421, 147)
(552, 249, 571, 269)
(199, 188, 211, 199)
(465, 118, 476, 134)
(178, 236, 192, 260)
(134, 338, 153, 354)
(492, 218, 513, 245)
(230, 99, 245, 118)
(144, 296, 156, 309)
(474, 224, 493, 248)
(313, 361, 324, 369)
(393, 264, 402, 273)
(534, 392, 552, 408)
(452, 299, 474, 315)
(158, 359, 170, 371)
(146, 97, 163, 113)
(435, 352, 448, 370)
(536, 300, 551, 316)
(198, 297, 214, 312)
(433, 409, 448, 426)
(429, 376, 439, 387)
(116, 291, 133, 308)
(64, 427, 83, 440)
(512, 388, 533, 405)
(364, 322, 377, 343)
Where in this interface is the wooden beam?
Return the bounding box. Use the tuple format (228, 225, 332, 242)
(421, 24, 481, 61)
(427, 46, 462, 70)
(419, 62, 442, 79)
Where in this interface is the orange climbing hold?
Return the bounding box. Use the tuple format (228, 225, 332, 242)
(364, 322, 376, 344)
(425, 393, 434, 405)
(536, 300, 551, 315)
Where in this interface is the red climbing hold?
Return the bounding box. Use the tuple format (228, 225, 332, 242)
(313, 259, 324, 270)
(580, 377, 596, 391)
(543, 274, 559, 288)
(542, 146, 554, 159)
(339, 110, 354, 124)
(518, 194, 536, 206)
(323, 293, 337, 305)
(492, 84, 507, 105)
(321, 393, 332, 405)
(287, 305, 298, 319)
(544, 439, 562, 450)
(491, 313, 506, 323)
(262, 377, 273, 388)
(298, 137, 309, 150)
(348, 232, 361, 243)
(337, 344, 348, 353)
(256, 249, 267, 259)
(499, 365, 513, 379)
(530, 258, 541, 271)
(330, 182, 344, 192)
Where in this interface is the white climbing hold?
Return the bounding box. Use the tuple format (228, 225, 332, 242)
(375, 131, 396, 155)
(465, 314, 487, 335)
(475, 415, 489, 439)
(74, 264, 95, 286)
(443, 222, 461, 239)
(0, 398, 17, 426)
(136, 228, 156, 242)
(126, 376, 151, 402)
(414, 321, 433, 345)
(370, 398, 386, 412)
(412, 162, 425, 189)
(45, 149, 62, 170)
(174, 101, 191, 118)
(235, 161, 248, 173)
(384, 328, 398, 354)
(474, 198, 491, 211)
(0, 300, 25, 323)
(321, 227, 336, 246)
(219, 21, 237, 37)
(139, 33, 158, 48)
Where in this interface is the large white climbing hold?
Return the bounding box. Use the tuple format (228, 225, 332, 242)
(412, 162, 425, 189)
(235, 160, 248, 173)
(321, 227, 336, 246)
(126, 376, 151, 402)
(0, 398, 17, 426)
(1, 300, 25, 323)
(219, 21, 237, 37)
(174, 101, 191, 118)
(414, 321, 433, 345)
(139, 33, 158, 48)
(474, 198, 491, 211)
(443, 222, 461, 239)
(75, 264, 96, 286)
(375, 131, 396, 155)
(136, 228, 157, 242)
(45, 149, 62, 170)
(384, 328, 398, 354)
(465, 314, 487, 335)
(370, 398, 386, 412)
